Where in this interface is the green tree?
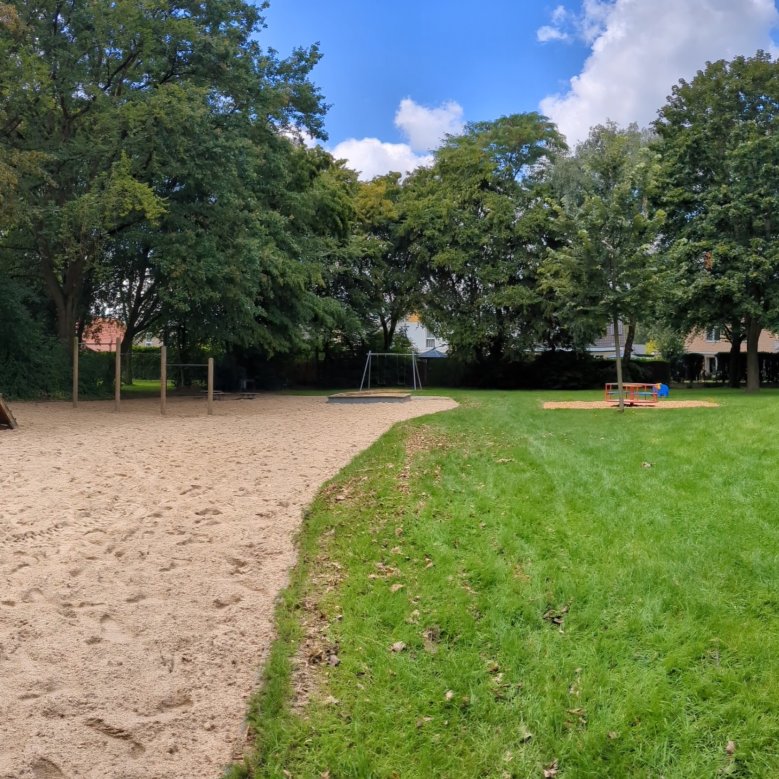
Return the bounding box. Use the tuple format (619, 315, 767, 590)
(655, 51, 779, 391)
(0, 0, 324, 345)
(543, 123, 664, 406)
(327, 173, 420, 352)
(405, 114, 567, 364)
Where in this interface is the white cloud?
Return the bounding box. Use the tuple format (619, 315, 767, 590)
(394, 98, 465, 152)
(537, 25, 571, 43)
(328, 98, 464, 180)
(281, 127, 318, 148)
(537, 1, 612, 45)
(329, 137, 433, 181)
(539, 0, 779, 146)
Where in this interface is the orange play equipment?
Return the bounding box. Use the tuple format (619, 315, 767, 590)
(604, 383, 659, 406)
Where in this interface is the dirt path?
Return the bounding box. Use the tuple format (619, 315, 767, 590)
(0, 394, 456, 779)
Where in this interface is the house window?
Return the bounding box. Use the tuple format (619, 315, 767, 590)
(705, 328, 721, 342)
(425, 338, 435, 349)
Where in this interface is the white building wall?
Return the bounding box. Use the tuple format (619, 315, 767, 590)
(399, 317, 448, 354)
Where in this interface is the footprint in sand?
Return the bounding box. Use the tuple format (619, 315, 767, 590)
(84, 717, 145, 757)
(30, 758, 68, 778)
(213, 593, 242, 609)
(21, 588, 46, 603)
(99, 614, 133, 643)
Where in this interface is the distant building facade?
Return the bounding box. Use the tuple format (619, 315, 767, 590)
(401, 314, 448, 357)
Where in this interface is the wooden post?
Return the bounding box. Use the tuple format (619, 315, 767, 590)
(0, 394, 18, 429)
(72, 337, 79, 408)
(160, 346, 167, 416)
(114, 337, 121, 412)
(207, 357, 214, 416)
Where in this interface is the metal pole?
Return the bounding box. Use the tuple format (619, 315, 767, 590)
(114, 337, 121, 412)
(359, 351, 371, 391)
(72, 337, 79, 408)
(160, 346, 167, 416)
(207, 357, 214, 416)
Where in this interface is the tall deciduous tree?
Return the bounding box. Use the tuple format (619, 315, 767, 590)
(655, 51, 779, 391)
(327, 173, 419, 351)
(542, 123, 664, 404)
(405, 114, 567, 364)
(0, 0, 325, 344)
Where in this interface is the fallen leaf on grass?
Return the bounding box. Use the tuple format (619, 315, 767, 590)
(607, 731, 619, 740)
(565, 707, 587, 727)
(543, 759, 559, 777)
(495, 458, 514, 464)
(324, 695, 340, 706)
(726, 740, 736, 756)
(543, 604, 569, 628)
(416, 716, 433, 728)
(390, 583, 405, 593)
(390, 641, 407, 653)
(327, 654, 340, 667)
(445, 690, 455, 701)
(520, 727, 533, 743)
(641, 461, 653, 469)
(422, 626, 441, 653)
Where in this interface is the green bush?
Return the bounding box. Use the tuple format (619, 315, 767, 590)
(0, 282, 114, 399)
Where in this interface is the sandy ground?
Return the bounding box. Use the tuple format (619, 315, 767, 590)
(543, 400, 719, 409)
(0, 394, 456, 779)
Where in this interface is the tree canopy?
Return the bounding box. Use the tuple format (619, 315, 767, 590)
(543, 123, 664, 366)
(0, 0, 327, 353)
(655, 51, 779, 390)
(404, 113, 567, 364)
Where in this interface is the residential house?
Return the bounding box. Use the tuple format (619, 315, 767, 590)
(685, 328, 779, 378)
(401, 314, 448, 358)
(588, 322, 652, 359)
(82, 318, 125, 351)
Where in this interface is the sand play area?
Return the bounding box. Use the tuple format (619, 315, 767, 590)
(0, 394, 456, 779)
(543, 400, 719, 409)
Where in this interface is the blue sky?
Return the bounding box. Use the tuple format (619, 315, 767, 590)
(262, 0, 779, 179)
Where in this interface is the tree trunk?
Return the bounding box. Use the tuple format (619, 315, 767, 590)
(612, 311, 625, 412)
(44, 269, 79, 344)
(728, 335, 743, 388)
(120, 329, 136, 385)
(40, 249, 86, 344)
(745, 317, 761, 392)
(622, 318, 636, 363)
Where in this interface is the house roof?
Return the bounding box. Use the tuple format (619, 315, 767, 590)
(418, 347, 447, 359)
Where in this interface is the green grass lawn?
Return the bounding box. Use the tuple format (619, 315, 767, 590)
(120, 378, 171, 396)
(230, 389, 779, 778)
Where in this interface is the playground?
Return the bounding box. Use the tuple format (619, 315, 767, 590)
(0, 394, 456, 779)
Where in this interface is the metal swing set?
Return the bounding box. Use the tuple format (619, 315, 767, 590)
(359, 351, 423, 391)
